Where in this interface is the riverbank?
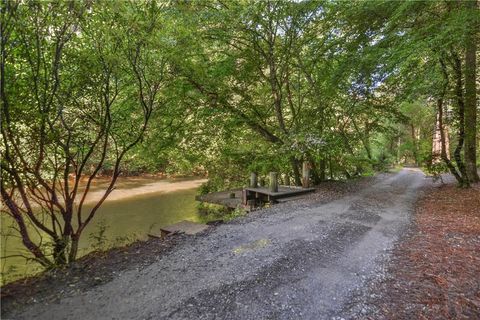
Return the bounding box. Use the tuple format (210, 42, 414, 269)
(81, 177, 207, 204)
(1, 177, 207, 285)
(1, 175, 378, 317)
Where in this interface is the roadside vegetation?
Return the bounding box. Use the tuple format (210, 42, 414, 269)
(1, 0, 478, 285)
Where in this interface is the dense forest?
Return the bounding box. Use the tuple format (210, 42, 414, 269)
(1, 0, 478, 270)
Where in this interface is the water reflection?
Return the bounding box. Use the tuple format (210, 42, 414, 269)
(1, 177, 206, 285)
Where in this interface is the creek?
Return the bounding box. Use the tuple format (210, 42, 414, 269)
(0, 176, 207, 285)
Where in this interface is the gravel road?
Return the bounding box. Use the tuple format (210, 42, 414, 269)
(8, 168, 426, 320)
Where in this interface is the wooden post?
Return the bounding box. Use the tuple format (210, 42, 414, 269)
(250, 172, 258, 188)
(247, 199, 256, 210)
(319, 159, 326, 181)
(302, 161, 310, 188)
(269, 172, 278, 193)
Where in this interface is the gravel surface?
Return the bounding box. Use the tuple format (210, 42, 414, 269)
(4, 168, 427, 320)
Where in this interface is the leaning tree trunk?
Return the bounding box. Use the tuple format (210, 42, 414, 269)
(439, 58, 465, 185)
(451, 55, 470, 187)
(438, 98, 463, 183)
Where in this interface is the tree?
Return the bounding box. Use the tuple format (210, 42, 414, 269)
(1, 1, 169, 267)
(464, 0, 479, 183)
(170, 0, 402, 185)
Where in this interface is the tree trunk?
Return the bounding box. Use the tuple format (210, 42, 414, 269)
(410, 124, 418, 165)
(290, 157, 302, 186)
(464, 0, 479, 182)
(432, 112, 443, 161)
(397, 135, 401, 163)
(319, 159, 326, 181)
(438, 98, 463, 183)
(329, 157, 334, 180)
(53, 238, 68, 266)
(451, 55, 470, 187)
(306, 154, 321, 185)
(69, 234, 80, 263)
(351, 118, 372, 160)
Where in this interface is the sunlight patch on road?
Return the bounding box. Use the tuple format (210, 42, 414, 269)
(233, 238, 271, 254)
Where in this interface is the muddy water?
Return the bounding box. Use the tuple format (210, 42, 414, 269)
(1, 177, 206, 285)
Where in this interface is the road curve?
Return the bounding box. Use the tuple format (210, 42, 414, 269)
(11, 169, 426, 320)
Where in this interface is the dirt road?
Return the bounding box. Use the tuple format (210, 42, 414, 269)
(9, 169, 426, 320)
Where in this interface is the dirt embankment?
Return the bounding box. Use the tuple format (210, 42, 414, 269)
(82, 178, 206, 204)
(368, 183, 480, 319)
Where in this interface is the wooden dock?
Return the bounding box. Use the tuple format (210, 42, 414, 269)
(196, 186, 316, 209)
(243, 186, 315, 206)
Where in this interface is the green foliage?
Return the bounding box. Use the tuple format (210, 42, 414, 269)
(424, 159, 449, 184)
(88, 219, 109, 252)
(1, 0, 177, 268)
(198, 203, 246, 223)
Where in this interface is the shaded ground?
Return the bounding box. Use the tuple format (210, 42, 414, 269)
(2, 170, 425, 319)
(363, 182, 480, 319)
(1, 235, 186, 315)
